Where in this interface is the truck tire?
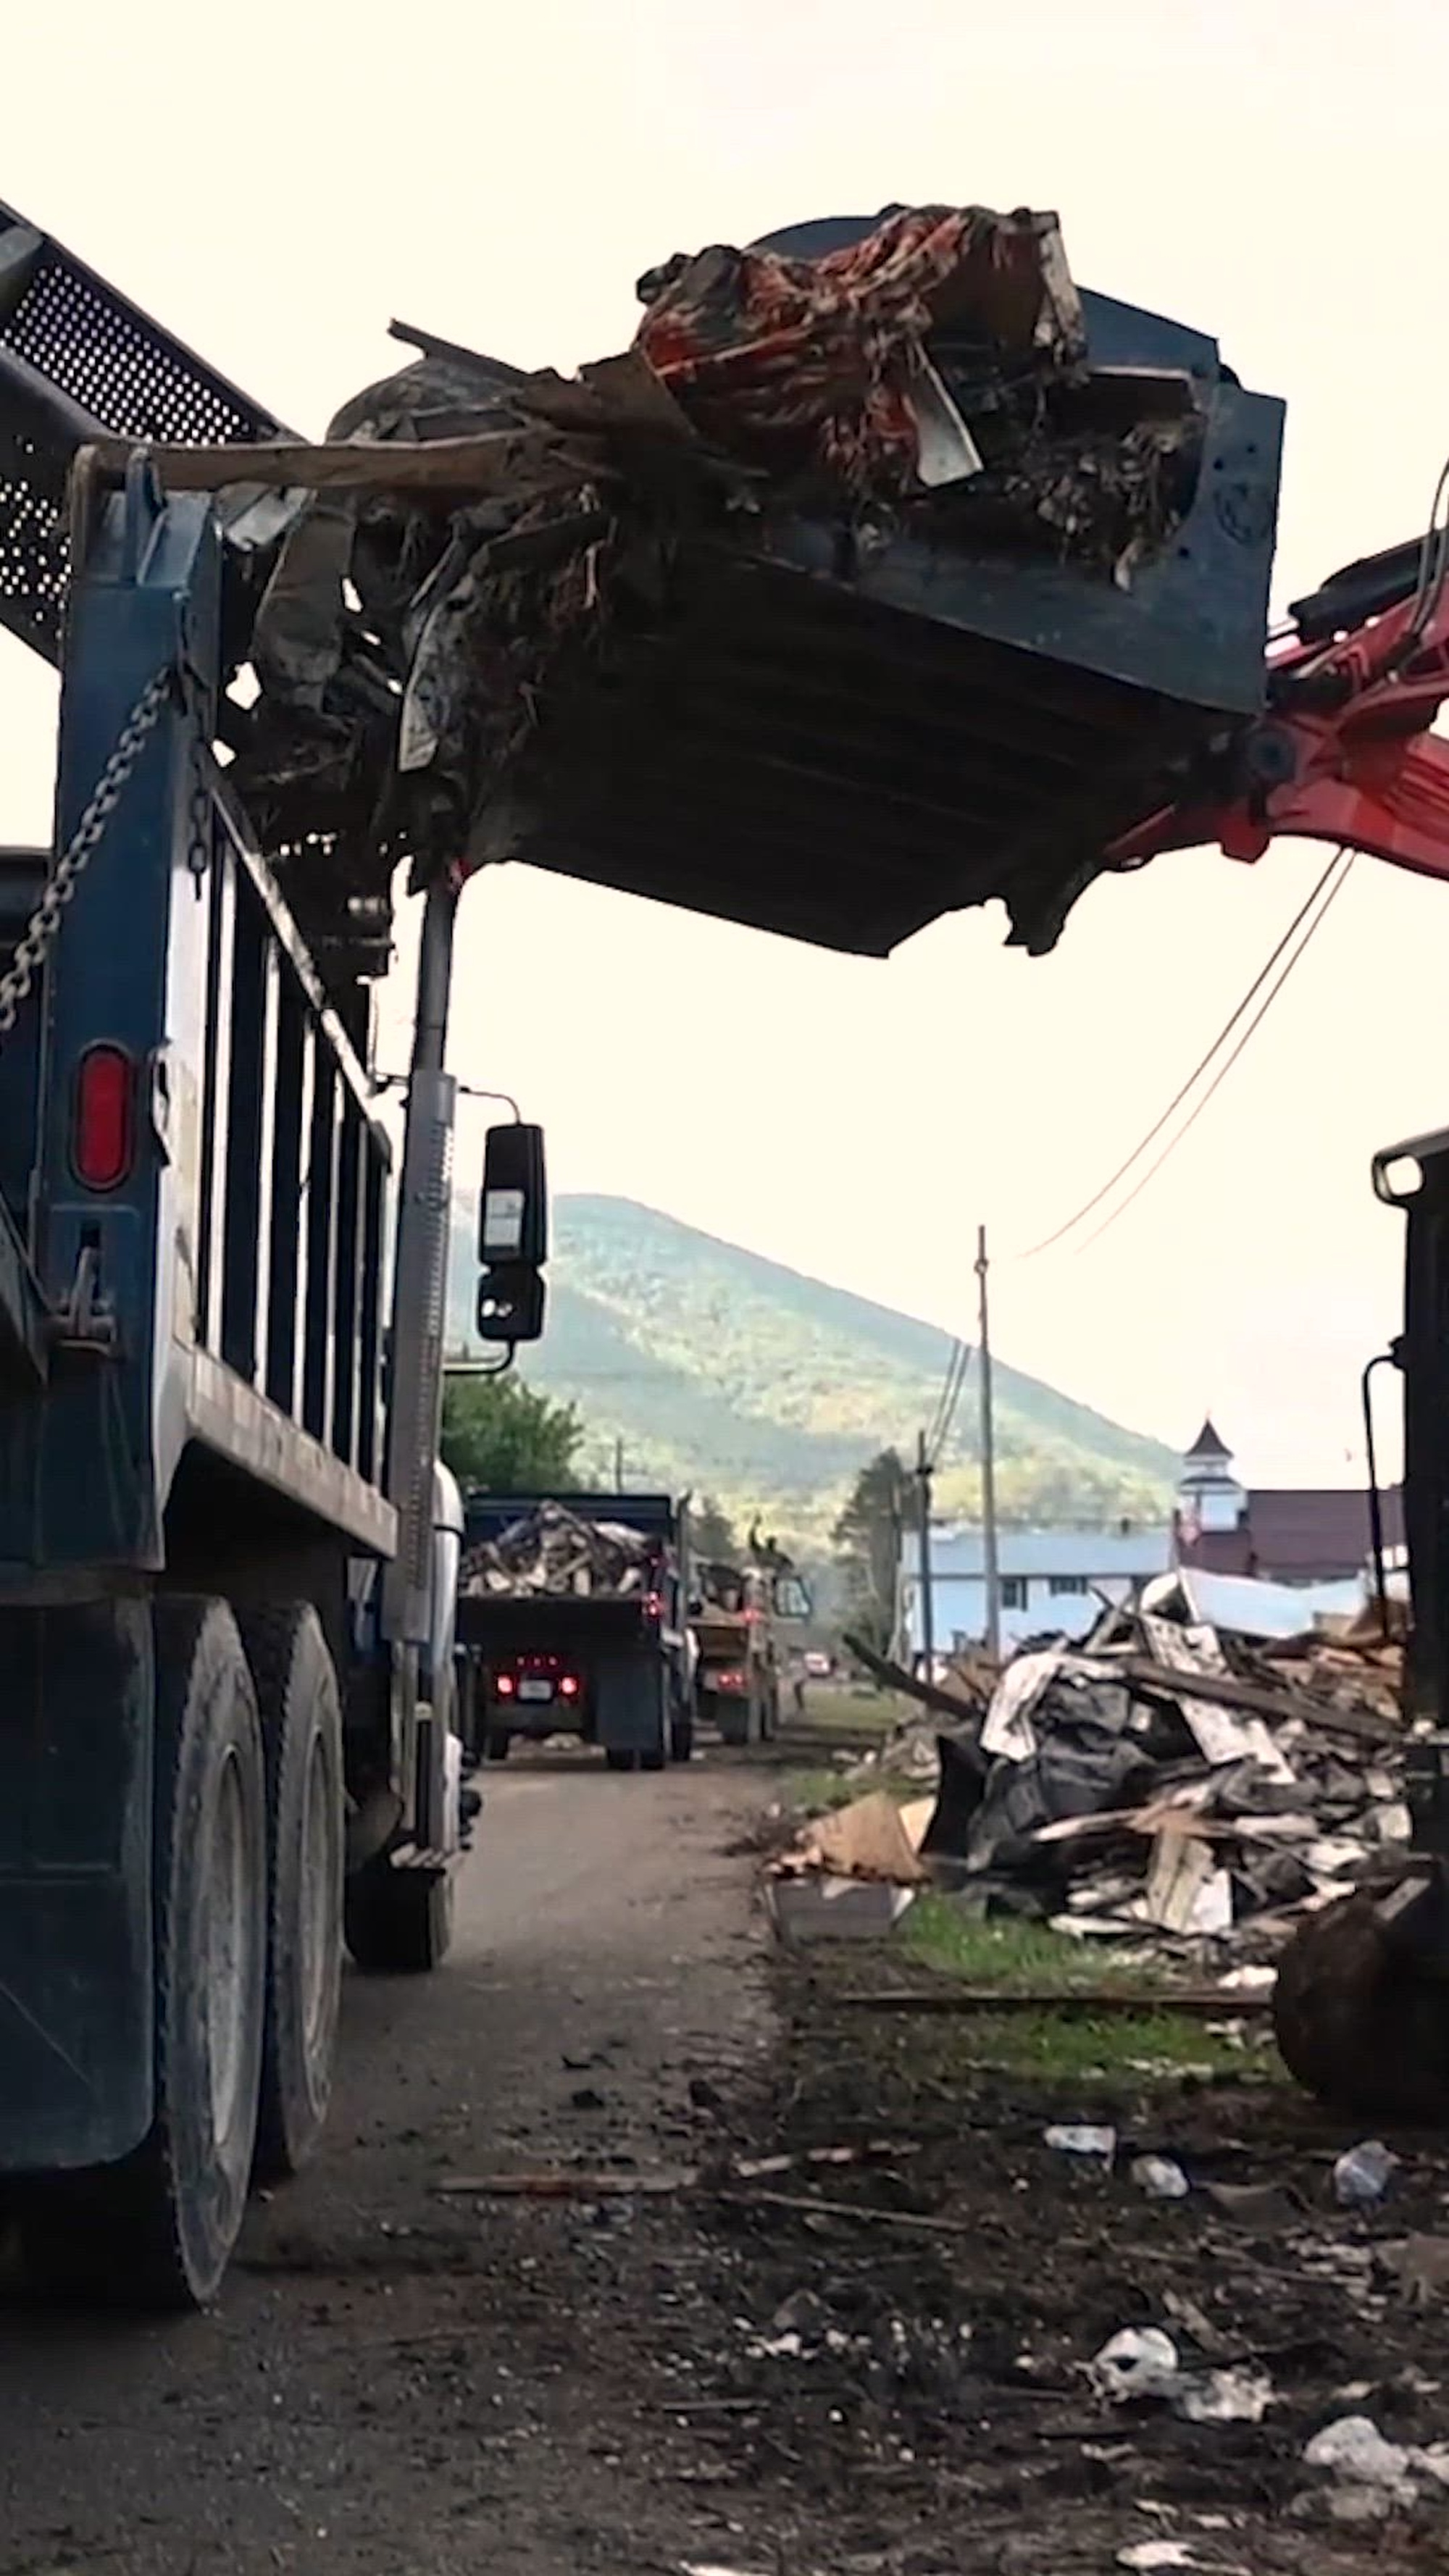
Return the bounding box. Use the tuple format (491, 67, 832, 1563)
(483, 1730, 511, 1762)
(25, 1599, 267, 2310)
(605, 1748, 636, 1773)
(235, 1606, 343, 2183)
(639, 1747, 666, 1773)
(669, 1710, 694, 1763)
(344, 1854, 454, 1975)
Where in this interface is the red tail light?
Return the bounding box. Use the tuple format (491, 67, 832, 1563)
(72, 1045, 135, 1191)
(645, 1592, 663, 1621)
(559, 1673, 580, 1699)
(494, 1671, 516, 1698)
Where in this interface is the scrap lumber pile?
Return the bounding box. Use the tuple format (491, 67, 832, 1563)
(459, 1502, 655, 1599)
(846, 1572, 1413, 1964)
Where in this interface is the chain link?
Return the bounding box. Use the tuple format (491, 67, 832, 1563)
(0, 669, 173, 1041)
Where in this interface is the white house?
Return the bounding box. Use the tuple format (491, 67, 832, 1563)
(899, 1521, 1173, 1657)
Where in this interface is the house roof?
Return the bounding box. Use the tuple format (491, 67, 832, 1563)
(1248, 1488, 1403, 1578)
(1179, 1486, 1403, 1581)
(1186, 1415, 1232, 1463)
(903, 1526, 1173, 1581)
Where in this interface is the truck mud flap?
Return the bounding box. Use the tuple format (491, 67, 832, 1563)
(0, 1600, 154, 2170)
(594, 1652, 666, 1756)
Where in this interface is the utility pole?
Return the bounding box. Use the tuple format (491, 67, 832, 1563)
(977, 1224, 1001, 1659)
(614, 1435, 625, 1493)
(915, 1429, 935, 1680)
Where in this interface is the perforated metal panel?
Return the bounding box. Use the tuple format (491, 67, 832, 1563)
(0, 203, 280, 663)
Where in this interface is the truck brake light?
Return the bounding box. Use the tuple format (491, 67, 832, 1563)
(494, 1671, 517, 1698)
(72, 1045, 135, 1192)
(559, 1674, 580, 1699)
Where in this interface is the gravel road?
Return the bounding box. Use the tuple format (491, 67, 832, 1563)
(0, 1765, 774, 2576)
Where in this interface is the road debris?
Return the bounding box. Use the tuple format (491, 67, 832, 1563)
(1303, 2414, 1435, 2504)
(1089, 2328, 1272, 2423)
(1334, 2139, 1399, 2207)
(1378, 2234, 1449, 2306)
(1045, 2123, 1117, 2163)
(1131, 2154, 1191, 2200)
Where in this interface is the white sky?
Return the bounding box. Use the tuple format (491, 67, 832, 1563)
(5, 0, 1449, 1484)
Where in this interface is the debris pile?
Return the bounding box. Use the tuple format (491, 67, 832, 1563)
(459, 1501, 657, 1599)
(856, 1570, 1413, 1963)
(113, 199, 1246, 982)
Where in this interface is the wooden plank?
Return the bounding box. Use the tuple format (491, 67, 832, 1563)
(86, 430, 603, 498)
(1116, 1652, 1400, 1747)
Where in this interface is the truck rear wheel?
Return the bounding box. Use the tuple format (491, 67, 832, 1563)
(483, 1730, 511, 1762)
(235, 1606, 343, 2182)
(669, 1710, 694, 1762)
(25, 1599, 267, 2309)
(345, 1855, 454, 1975)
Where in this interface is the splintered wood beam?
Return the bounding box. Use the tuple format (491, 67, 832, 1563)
(83, 431, 608, 498)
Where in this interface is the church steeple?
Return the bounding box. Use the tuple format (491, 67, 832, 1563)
(1178, 1415, 1245, 1534)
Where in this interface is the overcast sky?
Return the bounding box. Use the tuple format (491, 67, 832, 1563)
(5, 0, 1448, 1484)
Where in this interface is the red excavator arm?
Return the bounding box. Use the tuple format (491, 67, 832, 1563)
(1107, 532, 1449, 885)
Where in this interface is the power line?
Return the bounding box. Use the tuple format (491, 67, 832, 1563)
(928, 1339, 972, 1469)
(1019, 846, 1349, 1260)
(923, 1334, 965, 1461)
(1072, 848, 1356, 1253)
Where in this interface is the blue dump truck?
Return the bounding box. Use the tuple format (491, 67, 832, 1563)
(455, 1493, 694, 1770)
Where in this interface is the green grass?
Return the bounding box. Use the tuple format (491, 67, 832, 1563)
(780, 1767, 866, 1817)
(900, 1896, 1279, 2083)
(791, 1685, 911, 1740)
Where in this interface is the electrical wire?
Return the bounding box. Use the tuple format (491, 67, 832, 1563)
(928, 1339, 972, 1469)
(1017, 845, 1349, 1260)
(1405, 451, 1449, 648)
(1070, 848, 1356, 1253)
(922, 1336, 964, 1464)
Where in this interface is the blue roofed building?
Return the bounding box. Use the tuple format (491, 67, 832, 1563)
(899, 1519, 1173, 1658)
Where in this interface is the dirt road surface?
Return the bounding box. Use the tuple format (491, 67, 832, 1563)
(7, 1754, 1449, 2576)
(0, 1765, 774, 2576)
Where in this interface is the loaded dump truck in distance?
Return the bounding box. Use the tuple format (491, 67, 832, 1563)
(689, 1557, 811, 1745)
(456, 1494, 695, 1770)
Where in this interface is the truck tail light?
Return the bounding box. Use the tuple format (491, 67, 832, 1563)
(559, 1673, 580, 1699)
(494, 1671, 516, 1698)
(72, 1045, 135, 1191)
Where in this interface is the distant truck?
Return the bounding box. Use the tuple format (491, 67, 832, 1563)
(689, 1553, 812, 1745)
(455, 1492, 694, 1770)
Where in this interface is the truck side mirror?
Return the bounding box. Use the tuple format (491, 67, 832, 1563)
(476, 1264, 546, 1345)
(477, 1121, 548, 1345)
(478, 1121, 548, 1268)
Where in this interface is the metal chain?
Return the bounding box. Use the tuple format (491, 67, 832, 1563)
(0, 669, 173, 1040)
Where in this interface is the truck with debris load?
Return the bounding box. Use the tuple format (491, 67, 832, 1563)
(7, 167, 1449, 2301)
(456, 1494, 694, 1769)
(688, 1554, 812, 1745)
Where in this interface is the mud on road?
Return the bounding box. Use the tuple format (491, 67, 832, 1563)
(4, 1757, 1449, 2575)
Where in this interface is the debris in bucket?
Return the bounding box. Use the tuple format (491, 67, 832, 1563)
(459, 1502, 656, 1599)
(895, 1566, 1411, 1970)
(106, 196, 1281, 992)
